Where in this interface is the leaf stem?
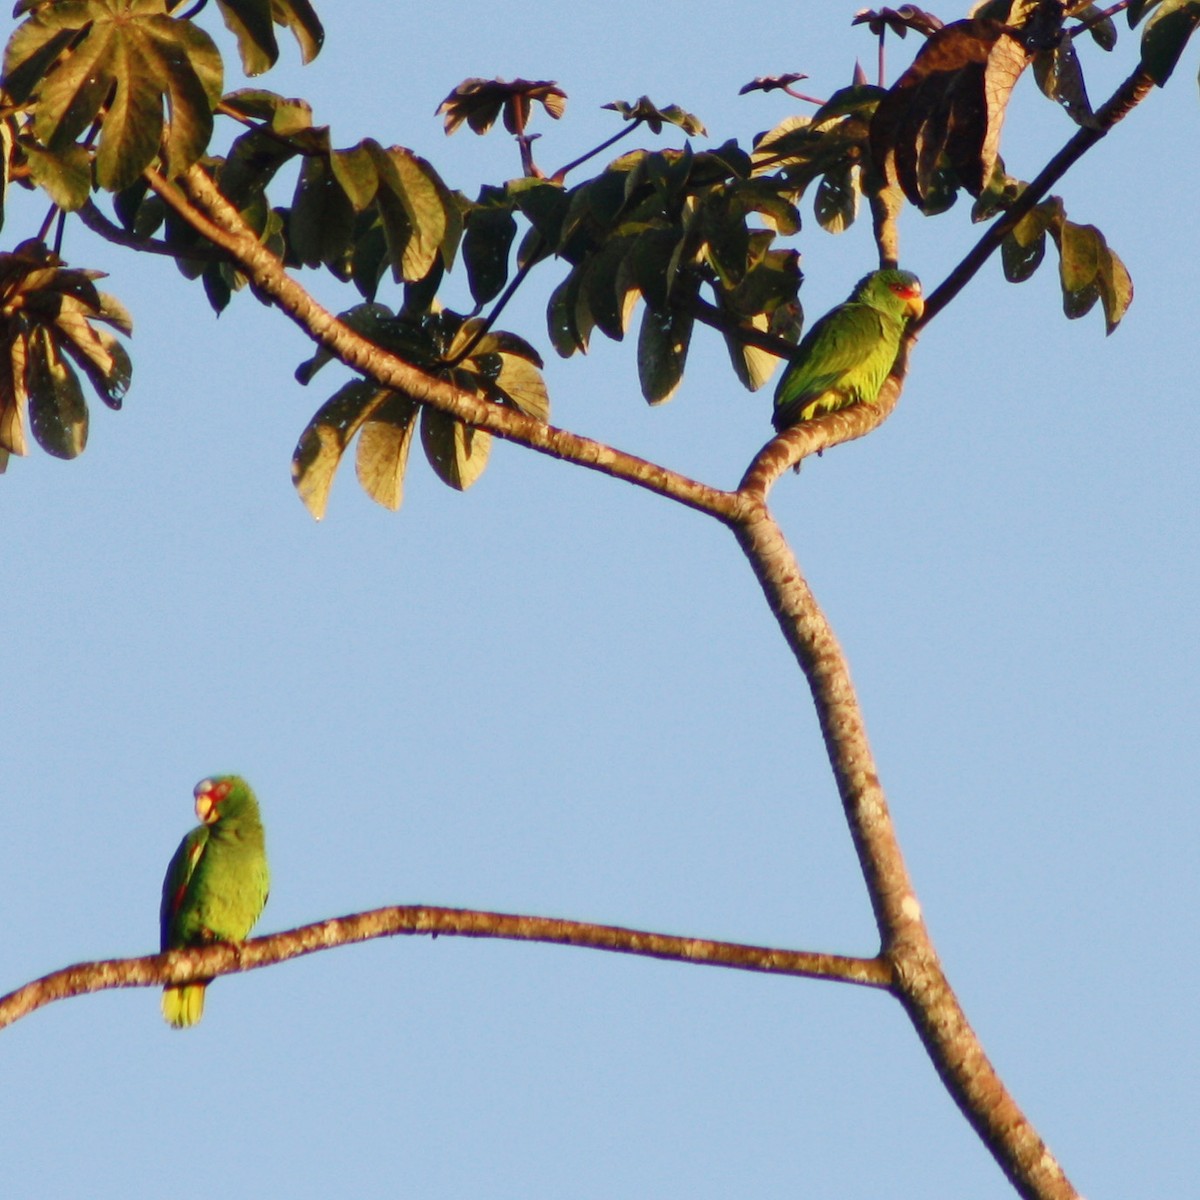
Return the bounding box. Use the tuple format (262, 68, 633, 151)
(552, 120, 641, 182)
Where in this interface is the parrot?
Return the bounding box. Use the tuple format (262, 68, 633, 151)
(772, 269, 924, 432)
(159, 775, 270, 1028)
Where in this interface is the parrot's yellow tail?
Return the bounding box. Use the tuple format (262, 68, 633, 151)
(161, 983, 206, 1028)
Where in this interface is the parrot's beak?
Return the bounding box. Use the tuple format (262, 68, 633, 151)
(195, 789, 217, 824)
(193, 778, 229, 824)
(906, 293, 925, 321)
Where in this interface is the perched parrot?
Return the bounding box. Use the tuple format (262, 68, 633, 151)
(159, 775, 270, 1028)
(772, 269, 924, 432)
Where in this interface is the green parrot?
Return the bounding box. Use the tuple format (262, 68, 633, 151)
(159, 775, 270, 1028)
(773, 268, 924, 431)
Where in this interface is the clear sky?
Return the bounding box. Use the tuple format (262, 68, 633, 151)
(3, 4, 1196, 1198)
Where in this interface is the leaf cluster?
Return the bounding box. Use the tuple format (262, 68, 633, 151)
(291, 304, 548, 518)
(3, 0, 1199, 490)
(0, 237, 131, 470)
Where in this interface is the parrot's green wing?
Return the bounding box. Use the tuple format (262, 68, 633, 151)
(160, 824, 211, 1030)
(773, 303, 900, 430)
(160, 825, 209, 951)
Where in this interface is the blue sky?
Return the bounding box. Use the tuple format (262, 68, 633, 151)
(2, 4, 1196, 1197)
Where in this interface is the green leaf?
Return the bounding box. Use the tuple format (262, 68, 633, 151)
(22, 141, 91, 211)
(355, 392, 419, 511)
(142, 18, 222, 178)
(420, 407, 490, 490)
(1074, 4, 1118, 49)
(270, 0, 325, 64)
(1032, 38, 1096, 125)
(329, 143, 379, 211)
(1127, 0, 1167, 28)
(367, 142, 449, 283)
(546, 268, 588, 357)
(462, 200, 517, 306)
(637, 301, 693, 404)
(601, 96, 707, 136)
(2, 21, 76, 106)
(1140, 0, 1200, 85)
(1056, 219, 1101, 294)
(31, 19, 116, 150)
(27, 327, 87, 459)
(289, 154, 355, 269)
(291, 378, 392, 518)
(216, 0, 278, 76)
(94, 35, 164, 193)
(492, 352, 550, 421)
(814, 161, 859, 233)
(1097, 243, 1134, 334)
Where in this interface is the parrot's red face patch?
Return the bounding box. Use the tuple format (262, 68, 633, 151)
(890, 280, 924, 319)
(194, 778, 232, 825)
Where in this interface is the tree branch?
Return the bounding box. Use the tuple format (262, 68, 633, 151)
(0, 905, 889, 1030)
(142, 165, 747, 524)
(728, 498, 1079, 1200)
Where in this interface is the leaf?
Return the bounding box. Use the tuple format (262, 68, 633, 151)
(420, 407, 491, 490)
(1073, 4, 1118, 49)
(329, 143, 379, 211)
(637, 301, 694, 405)
(22, 141, 91, 211)
(355, 393, 419, 511)
(0, 325, 31, 457)
(289, 154, 355, 269)
(367, 142, 450, 283)
(1001, 201, 1055, 282)
(291, 378, 390, 518)
(546, 269, 588, 357)
(1140, 0, 1200, 85)
(852, 7, 945, 37)
(1097, 243, 1134, 334)
(601, 96, 707, 136)
(27, 326, 87, 459)
(12, 4, 222, 192)
(462, 198, 517, 306)
(492, 352, 550, 421)
(216, 0, 279, 76)
(269, 0, 325, 64)
(1032, 38, 1096, 126)
(437, 78, 566, 137)
(1127, 0, 1168, 27)
(1051, 218, 1133, 331)
(870, 17, 1030, 206)
(814, 162, 860, 232)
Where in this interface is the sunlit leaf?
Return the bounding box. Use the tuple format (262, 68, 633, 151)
(355, 392, 419, 511)
(420, 406, 491, 490)
(291, 378, 390, 518)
